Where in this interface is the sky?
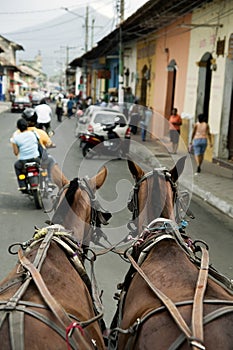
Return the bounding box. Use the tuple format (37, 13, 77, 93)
(0, 0, 148, 77)
(0, 0, 148, 34)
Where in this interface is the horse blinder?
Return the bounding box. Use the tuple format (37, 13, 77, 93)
(97, 210, 112, 225)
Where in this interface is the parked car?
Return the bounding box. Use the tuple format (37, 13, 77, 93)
(11, 96, 32, 113)
(76, 105, 131, 152)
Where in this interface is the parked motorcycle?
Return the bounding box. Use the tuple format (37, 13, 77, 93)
(79, 120, 130, 159)
(18, 161, 52, 209)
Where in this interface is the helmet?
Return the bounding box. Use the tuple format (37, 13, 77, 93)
(22, 108, 38, 125)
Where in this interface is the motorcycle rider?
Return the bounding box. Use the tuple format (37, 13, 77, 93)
(34, 98, 52, 134)
(12, 108, 67, 189)
(11, 118, 40, 191)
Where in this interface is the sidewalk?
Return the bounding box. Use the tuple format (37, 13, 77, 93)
(0, 101, 11, 114)
(130, 133, 233, 219)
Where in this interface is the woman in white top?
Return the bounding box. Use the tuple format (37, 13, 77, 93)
(190, 113, 212, 174)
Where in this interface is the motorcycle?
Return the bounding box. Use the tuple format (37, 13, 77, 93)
(18, 161, 53, 209)
(79, 121, 130, 159)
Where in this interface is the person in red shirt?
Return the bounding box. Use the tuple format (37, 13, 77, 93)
(169, 108, 182, 154)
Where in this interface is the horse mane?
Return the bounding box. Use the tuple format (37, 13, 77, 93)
(150, 172, 163, 218)
(52, 178, 79, 225)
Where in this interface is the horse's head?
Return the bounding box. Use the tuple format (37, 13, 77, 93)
(127, 156, 186, 234)
(51, 166, 111, 246)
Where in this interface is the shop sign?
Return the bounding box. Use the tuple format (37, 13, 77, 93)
(97, 70, 111, 79)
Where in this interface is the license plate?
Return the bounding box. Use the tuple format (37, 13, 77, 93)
(27, 172, 35, 177)
(103, 140, 111, 146)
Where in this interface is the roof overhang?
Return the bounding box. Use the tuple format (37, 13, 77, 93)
(70, 0, 211, 68)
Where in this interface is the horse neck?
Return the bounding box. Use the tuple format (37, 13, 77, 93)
(52, 182, 92, 245)
(140, 238, 192, 282)
(51, 164, 69, 189)
(138, 177, 175, 232)
(64, 188, 92, 244)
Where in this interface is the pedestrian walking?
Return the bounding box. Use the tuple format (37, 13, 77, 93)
(169, 108, 182, 154)
(55, 96, 63, 122)
(129, 101, 140, 135)
(140, 106, 153, 141)
(67, 96, 74, 118)
(190, 113, 212, 174)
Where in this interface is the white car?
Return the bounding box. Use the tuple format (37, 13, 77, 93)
(75, 105, 131, 138)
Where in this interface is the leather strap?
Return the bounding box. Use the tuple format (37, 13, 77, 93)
(126, 250, 209, 349)
(126, 251, 192, 339)
(18, 249, 93, 350)
(191, 246, 209, 348)
(9, 308, 25, 350)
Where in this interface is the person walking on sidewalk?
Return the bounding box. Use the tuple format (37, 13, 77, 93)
(67, 96, 74, 118)
(55, 96, 63, 122)
(169, 107, 182, 154)
(190, 113, 212, 174)
(140, 106, 153, 141)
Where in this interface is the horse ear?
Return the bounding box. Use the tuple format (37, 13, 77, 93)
(169, 156, 186, 183)
(89, 166, 107, 191)
(128, 160, 145, 181)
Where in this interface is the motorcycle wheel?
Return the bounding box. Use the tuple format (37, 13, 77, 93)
(82, 144, 94, 159)
(32, 188, 43, 209)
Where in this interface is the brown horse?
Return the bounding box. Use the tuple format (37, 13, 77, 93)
(0, 167, 111, 349)
(109, 158, 233, 350)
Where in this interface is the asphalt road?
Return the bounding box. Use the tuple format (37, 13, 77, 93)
(0, 109, 232, 327)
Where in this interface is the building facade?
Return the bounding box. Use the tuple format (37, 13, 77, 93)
(68, 0, 233, 163)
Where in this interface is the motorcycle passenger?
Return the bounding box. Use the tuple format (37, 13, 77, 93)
(11, 118, 40, 191)
(20, 108, 67, 188)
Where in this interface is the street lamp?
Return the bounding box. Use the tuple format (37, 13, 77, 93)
(61, 7, 89, 98)
(61, 7, 88, 53)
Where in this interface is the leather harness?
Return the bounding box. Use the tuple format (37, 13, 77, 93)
(0, 176, 111, 350)
(110, 166, 233, 350)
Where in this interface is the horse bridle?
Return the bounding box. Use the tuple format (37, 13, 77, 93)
(127, 167, 178, 236)
(49, 177, 112, 247)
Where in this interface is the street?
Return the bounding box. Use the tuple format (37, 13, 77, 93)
(0, 108, 232, 327)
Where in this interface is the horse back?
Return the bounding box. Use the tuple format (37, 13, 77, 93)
(118, 240, 233, 349)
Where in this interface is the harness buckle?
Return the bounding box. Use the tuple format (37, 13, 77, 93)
(190, 339, 206, 350)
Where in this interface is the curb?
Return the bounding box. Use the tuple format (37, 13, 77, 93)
(0, 102, 11, 114)
(182, 179, 233, 219)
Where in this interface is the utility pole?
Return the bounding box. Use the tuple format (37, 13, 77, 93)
(118, 0, 124, 104)
(83, 6, 89, 99)
(60, 45, 77, 92)
(85, 6, 89, 53)
(91, 19, 95, 49)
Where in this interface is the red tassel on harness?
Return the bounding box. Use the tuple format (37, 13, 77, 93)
(66, 322, 84, 350)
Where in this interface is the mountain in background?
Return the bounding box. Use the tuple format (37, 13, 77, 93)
(7, 7, 115, 77)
